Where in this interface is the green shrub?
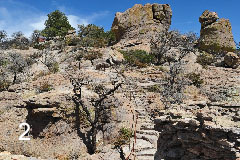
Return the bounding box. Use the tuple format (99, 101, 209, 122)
(0, 59, 8, 67)
(83, 51, 103, 62)
(39, 81, 53, 93)
(78, 24, 116, 47)
(65, 37, 80, 46)
(0, 80, 11, 92)
(114, 127, 133, 147)
(120, 50, 155, 68)
(187, 73, 204, 88)
(48, 62, 59, 73)
(33, 42, 51, 50)
(196, 52, 215, 68)
(147, 85, 161, 93)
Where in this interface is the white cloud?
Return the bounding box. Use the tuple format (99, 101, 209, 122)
(68, 15, 89, 29)
(30, 16, 47, 31)
(0, 1, 109, 38)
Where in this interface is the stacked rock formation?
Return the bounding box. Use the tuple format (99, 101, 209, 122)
(111, 3, 172, 52)
(198, 10, 236, 53)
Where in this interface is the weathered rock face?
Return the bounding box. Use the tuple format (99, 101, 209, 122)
(154, 103, 240, 160)
(224, 52, 240, 69)
(111, 3, 172, 51)
(198, 10, 236, 53)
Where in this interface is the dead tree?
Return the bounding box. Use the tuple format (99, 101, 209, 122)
(71, 78, 122, 154)
(151, 30, 198, 108)
(7, 52, 29, 84)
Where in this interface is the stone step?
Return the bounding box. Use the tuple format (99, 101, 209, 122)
(136, 156, 154, 160)
(137, 119, 153, 124)
(135, 108, 146, 111)
(136, 130, 159, 136)
(136, 148, 156, 156)
(140, 123, 155, 130)
(135, 147, 155, 153)
(135, 109, 146, 116)
(139, 119, 153, 123)
(136, 133, 158, 145)
(135, 139, 154, 150)
(137, 115, 148, 119)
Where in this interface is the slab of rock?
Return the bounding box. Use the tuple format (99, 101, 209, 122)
(198, 10, 236, 53)
(224, 52, 240, 69)
(0, 152, 40, 160)
(154, 104, 240, 160)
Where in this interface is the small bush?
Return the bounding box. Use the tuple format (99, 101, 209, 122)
(33, 42, 51, 50)
(48, 62, 59, 73)
(78, 24, 116, 48)
(83, 51, 103, 62)
(0, 58, 8, 67)
(30, 52, 42, 59)
(33, 43, 45, 50)
(75, 53, 83, 61)
(187, 73, 204, 88)
(121, 50, 155, 68)
(0, 80, 11, 92)
(147, 85, 161, 93)
(114, 127, 133, 147)
(26, 57, 36, 66)
(65, 36, 80, 46)
(38, 81, 53, 93)
(196, 52, 215, 68)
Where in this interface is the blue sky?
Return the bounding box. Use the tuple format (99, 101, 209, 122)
(0, 0, 239, 43)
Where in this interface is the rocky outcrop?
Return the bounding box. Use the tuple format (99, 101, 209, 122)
(154, 103, 240, 160)
(224, 52, 240, 69)
(198, 10, 236, 53)
(111, 3, 172, 52)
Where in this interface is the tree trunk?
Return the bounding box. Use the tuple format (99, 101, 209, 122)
(91, 124, 97, 154)
(13, 72, 17, 84)
(78, 61, 81, 70)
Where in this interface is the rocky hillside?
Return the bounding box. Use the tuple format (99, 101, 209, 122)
(0, 3, 240, 160)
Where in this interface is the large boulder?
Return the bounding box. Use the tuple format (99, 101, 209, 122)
(199, 10, 219, 28)
(111, 3, 172, 51)
(224, 52, 240, 69)
(198, 10, 236, 53)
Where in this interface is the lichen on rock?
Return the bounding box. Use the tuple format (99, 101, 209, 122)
(111, 3, 172, 52)
(198, 10, 236, 53)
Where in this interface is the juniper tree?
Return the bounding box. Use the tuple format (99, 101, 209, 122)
(42, 10, 74, 39)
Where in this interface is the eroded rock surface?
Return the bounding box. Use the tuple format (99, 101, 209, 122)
(112, 3, 172, 52)
(154, 103, 240, 160)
